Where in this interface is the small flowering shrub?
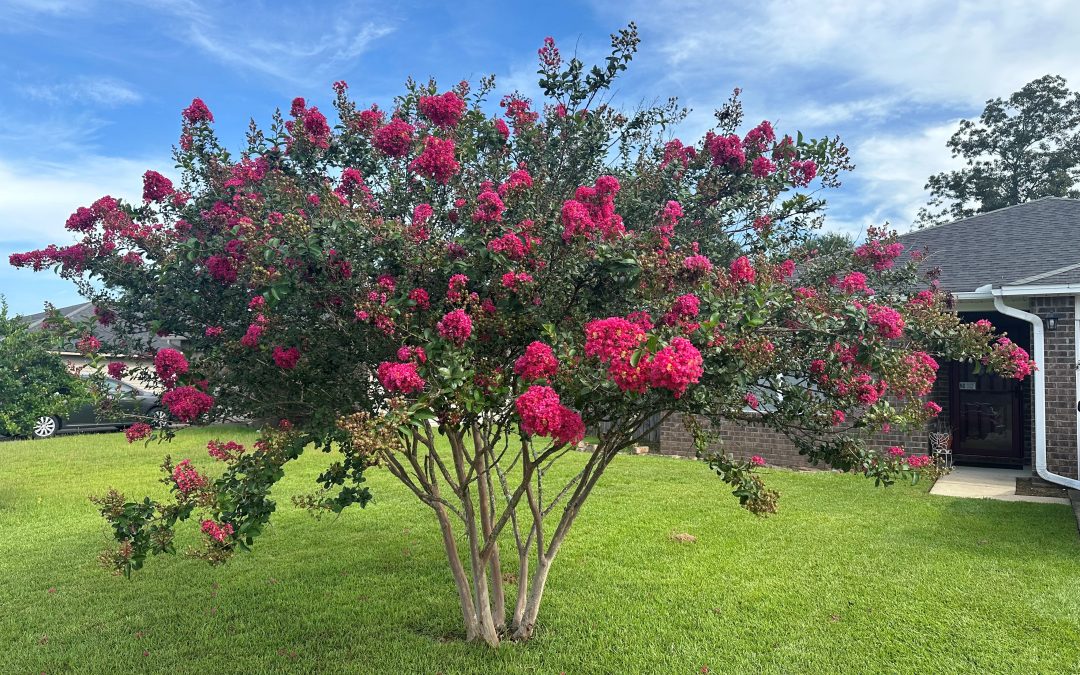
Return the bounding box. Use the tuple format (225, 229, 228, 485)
(14, 25, 1032, 646)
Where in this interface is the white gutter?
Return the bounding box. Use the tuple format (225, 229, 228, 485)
(987, 287, 1080, 490)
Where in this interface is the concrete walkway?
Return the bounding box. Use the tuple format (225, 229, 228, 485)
(930, 466, 1070, 505)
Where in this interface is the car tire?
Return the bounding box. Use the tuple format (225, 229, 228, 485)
(32, 416, 60, 439)
(148, 407, 170, 429)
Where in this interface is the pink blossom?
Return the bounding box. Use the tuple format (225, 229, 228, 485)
(205, 326, 223, 338)
(142, 170, 175, 203)
(706, 132, 746, 168)
(125, 422, 152, 443)
(207, 440, 245, 462)
(749, 455, 766, 467)
(743, 121, 775, 152)
(514, 385, 584, 446)
(162, 386, 214, 423)
(240, 323, 263, 348)
(373, 118, 415, 157)
(867, 304, 905, 339)
(744, 392, 760, 409)
(172, 459, 207, 495)
(907, 454, 933, 469)
(200, 519, 234, 543)
(683, 254, 713, 276)
(560, 176, 624, 241)
(437, 309, 473, 346)
(408, 288, 430, 310)
(729, 256, 756, 284)
(107, 361, 127, 380)
(409, 137, 459, 184)
(924, 401, 942, 416)
(838, 272, 870, 294)
(417, 91, 466, 128)
(751, 156, 777, 178)
(76, 334, 101, 354)
(887, 446, 905, 457)
(377, 361, 425, 394)
(493, 118, 510, 140)
(831, 410, 845, 426)
(584, 317, 647, 363)
(854, 240, 905, 271)
(514, 341, 559, 381)
(647, 337, 703, 398)
(790, 160, 817, 187)
(472, 189, 506, 223)
(182, 98, 214, 124)
(154, 348, 188, 387)
(272, 346, 301, 369)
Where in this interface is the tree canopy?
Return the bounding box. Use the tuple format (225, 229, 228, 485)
(917, 74, 1080, 227)
(11, 26, 1032, 646)
(0, 299, 90, 437)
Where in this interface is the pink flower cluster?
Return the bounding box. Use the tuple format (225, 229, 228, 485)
(646, 338, 704, 398)
(500, 271, 534, 291)
(417, 91, 466, 128)
(172, 459, 207, 495)
(409, 137, 459, 184)
(749, 455, 766, 467)
(993, 337, 1036, 380)
(76, 334, 101, 354)
(373, 118, 415, 157)
(201, 519, 234, 543)
(154, 348, 189, 387)
(182, 98, 214, 124)
(107, 361, 127, 380)
(907, 455, 934, 469)
(854, 239, 905, 271)
(790, 160, 817, 186)
(207, 439, 245, 462)
(661, 139, 696, 171)
(272, 346, 301, 369)
(473, 189, 506, 224)
(377, 361, 425, 394)
(837, 271, 870, 295)
(683, 254, 713, 276)
(514, 341, 559, 381)
(125, 422, 152, 443)
(729, 256, 756, 284)
(584, 317, 647, 363)
(161, 386, 214, 423)
(514, 385, 585, 446)
(893, 351, 939, 396)
(241, 322, 264, 348)
(437, 309, 473, 346)
(867, 304, 905, 339)
(560, 176, 624, 242)
(706, 133, 745, 169)
(499, 168, 533, 197)
(142, 170, 174, 203)
(409, 288, 431, 310)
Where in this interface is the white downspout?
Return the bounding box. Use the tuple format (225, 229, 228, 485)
(991, 289, 1080, 490)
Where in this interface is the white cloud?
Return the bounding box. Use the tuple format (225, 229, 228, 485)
(0, 155, 159, 243)
(624, 0, 1080, 108)
(21, 77, 143, 107)
(160, 1, 396, 84)
(846, 120, 967, 231)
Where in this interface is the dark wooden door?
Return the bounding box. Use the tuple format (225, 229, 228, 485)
(949, 360, 1023, 466)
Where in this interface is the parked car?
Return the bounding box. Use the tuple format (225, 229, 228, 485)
(32, 379, 168, 439)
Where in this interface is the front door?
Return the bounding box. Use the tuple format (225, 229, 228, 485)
(949, 360, 1024, 466)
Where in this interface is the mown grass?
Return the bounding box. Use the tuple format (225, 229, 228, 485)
(2, 426, 1079, 674)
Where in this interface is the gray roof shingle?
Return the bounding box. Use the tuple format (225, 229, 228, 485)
(898, 197, 1080, 293)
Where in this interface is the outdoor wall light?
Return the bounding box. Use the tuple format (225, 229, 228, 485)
(1046, 314, 1059, 331)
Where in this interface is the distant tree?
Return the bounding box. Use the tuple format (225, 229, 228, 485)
(916, 74, 1080, 227)
(0, 299, 90, 437)
(808, 231, 855, 256)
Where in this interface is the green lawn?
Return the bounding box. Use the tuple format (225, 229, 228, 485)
(2, 427, 1079, 674)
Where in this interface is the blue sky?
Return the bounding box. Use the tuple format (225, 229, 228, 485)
(2, 0, 1079, 315)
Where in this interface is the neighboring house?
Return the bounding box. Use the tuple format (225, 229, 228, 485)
(653, 197, 1080, 492)
(22, 301, 184, 391)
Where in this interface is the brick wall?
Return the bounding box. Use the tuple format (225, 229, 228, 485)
(1031, 296, 1078, 479)
(656, 414, 811, 468)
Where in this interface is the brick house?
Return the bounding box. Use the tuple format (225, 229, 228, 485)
(654, 197, 1080, 491)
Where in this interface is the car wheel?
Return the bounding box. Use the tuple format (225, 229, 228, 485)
(33, 416, 60, 439)
(148, 408, 171, 429)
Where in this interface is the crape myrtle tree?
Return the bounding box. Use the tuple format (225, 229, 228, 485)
(12, 26, 1034, 645)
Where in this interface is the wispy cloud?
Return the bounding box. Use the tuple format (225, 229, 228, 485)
(158, 0, 396, 84)
(20, 76, 143, 106)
